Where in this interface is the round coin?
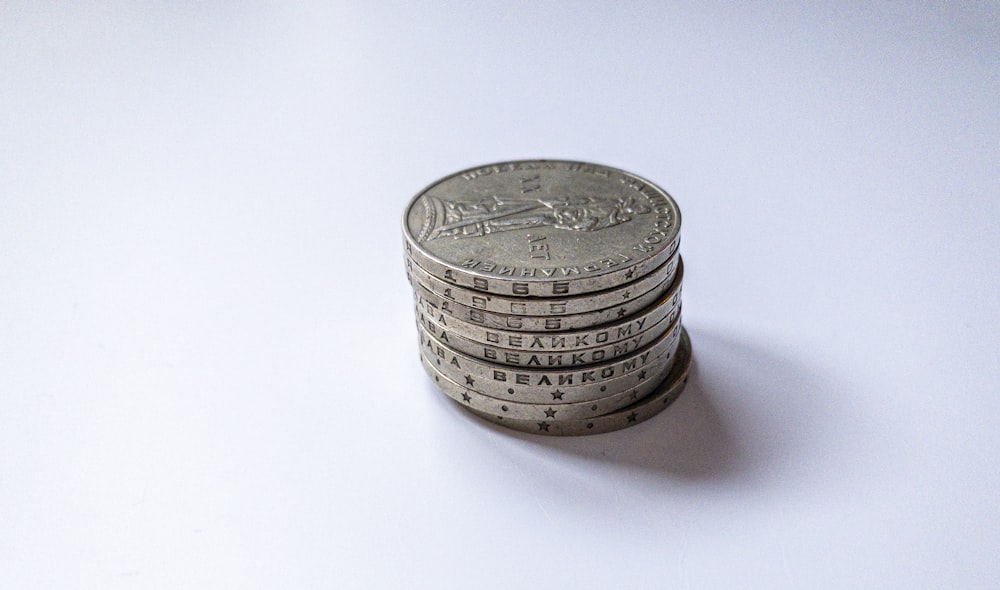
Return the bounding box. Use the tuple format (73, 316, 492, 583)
(405, 250, 677, 316)
(402, 160, 681, 297)
(409, 271, 673, 331)
(416, 301, 680, 368)
(461, 329, 692, 436)
(416, 317, 682, 403)
(412, 257, 683, 350)
(419, 349, 676, 420)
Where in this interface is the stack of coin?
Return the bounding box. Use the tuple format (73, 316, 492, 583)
(402, 160, 691, 436)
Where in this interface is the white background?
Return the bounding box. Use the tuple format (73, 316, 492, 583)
(2, 2, 998, 588)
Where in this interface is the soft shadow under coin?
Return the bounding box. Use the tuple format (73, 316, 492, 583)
(463, 327, 836, 485)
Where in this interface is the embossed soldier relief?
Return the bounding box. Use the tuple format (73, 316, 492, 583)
(417, 193, 653, 241)
(403, 160, 691, 435)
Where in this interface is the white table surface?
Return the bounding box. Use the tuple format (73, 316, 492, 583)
(2, 3, 998, 588)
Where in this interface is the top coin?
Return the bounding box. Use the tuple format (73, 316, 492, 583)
(402, 160, 682, 297)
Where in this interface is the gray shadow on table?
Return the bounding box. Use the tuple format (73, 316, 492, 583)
(460, 326, 838, 485)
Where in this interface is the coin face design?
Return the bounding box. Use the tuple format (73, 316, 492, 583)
(403, 160, 681, 296)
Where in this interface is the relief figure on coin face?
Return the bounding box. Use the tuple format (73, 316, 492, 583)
(418, 194, 651, 241)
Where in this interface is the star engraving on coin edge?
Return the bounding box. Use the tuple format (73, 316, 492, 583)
(544, 407, 557, 419)
(551, 389, 565, 400)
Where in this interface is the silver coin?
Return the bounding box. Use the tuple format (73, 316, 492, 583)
(402, 160, 681, 297)
(461, 329, 692, 436)
(412, 258, 684, 350)
(405, 250, 677, 316)
(416, 317, 682, 403)
(416, 300, 680, 368)
(419, 348, 677, 420)
(409, 270, 674, 331)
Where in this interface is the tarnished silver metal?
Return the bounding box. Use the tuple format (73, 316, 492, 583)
(416, 317, 682, 403)
(402, 160, 681, 297)
(419, 348, 676, 420)
(416, 300, 680, 367)
(461, 329, 692, 436)
(402, 159, 692, 436)
(409, 272, 673, 331)
(412, 258, 683, 350)
(405, 251, 678, 316)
